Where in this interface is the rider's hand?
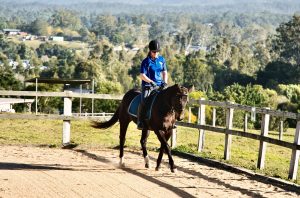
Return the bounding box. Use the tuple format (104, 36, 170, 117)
(160, 82, 168, 89)
(150, 81, 157, 87)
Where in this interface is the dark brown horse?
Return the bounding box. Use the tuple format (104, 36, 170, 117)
(92, 84, 191, 172)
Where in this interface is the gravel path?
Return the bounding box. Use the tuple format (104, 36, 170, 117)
(0, 145, 299, 198)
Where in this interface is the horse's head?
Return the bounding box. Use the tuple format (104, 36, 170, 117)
(169, 84, 192, 121)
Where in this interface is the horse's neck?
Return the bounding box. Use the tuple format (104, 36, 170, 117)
(158, 88, 173, 111)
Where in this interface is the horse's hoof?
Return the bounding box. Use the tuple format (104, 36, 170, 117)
(144, 156, 151, 169)
(119, 162, 125, 168)
(155, 167, 160, 171)
(119, 157, 125, 168)
(145, 163, 151, 169)
(171, 168, 177, 173)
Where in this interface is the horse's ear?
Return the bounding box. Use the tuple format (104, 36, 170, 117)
(187, 85, 194, 93)
(182, 83, 194, 93)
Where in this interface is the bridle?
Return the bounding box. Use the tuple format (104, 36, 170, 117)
(173, 92, 188, 113)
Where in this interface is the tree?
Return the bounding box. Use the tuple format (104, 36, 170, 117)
(91, 15, 117, 39)
(149, 21, 164, 40)
(30, 18, 50, 36)
(209, 37, 231, 66)
(273, 14, 300, 66)
(256, 15, 300, 87)
(49, 10, 82, 31)
(168, 54, 185, 85)
(0, 67, 22, 90)
(183, 51, 214, 91)
(256, 61, 295, 88)
(128, 48, 147, 87)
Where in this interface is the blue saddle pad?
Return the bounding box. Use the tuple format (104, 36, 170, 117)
(128, 95, 141, 118)
(128, 93, 157, 119)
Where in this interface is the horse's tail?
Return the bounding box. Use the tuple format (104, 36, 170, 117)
(91, 106, 120, 129)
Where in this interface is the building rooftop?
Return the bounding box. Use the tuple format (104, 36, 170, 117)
(0, 98, 34, 104)
(25, 78, 91, 85)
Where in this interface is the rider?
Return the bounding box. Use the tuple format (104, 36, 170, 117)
(137, 39, 168, 130)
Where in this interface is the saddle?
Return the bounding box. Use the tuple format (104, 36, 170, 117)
(128, 91, 158, 120)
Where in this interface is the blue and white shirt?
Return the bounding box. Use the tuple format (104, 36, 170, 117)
(140, 55, 167, 87)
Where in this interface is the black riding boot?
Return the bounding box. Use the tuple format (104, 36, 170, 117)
(137, 103, 146, 130)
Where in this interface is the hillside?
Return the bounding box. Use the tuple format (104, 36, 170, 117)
(1, 0, 299, 15)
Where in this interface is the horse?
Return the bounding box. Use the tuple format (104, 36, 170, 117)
(92, 84, 191, 172)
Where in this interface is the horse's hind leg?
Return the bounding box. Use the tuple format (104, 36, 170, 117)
(119, 120, 129, 167)
(140, 129, 150, 168)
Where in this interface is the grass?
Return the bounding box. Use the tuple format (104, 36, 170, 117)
(175, 125, 300, 184)
(0, 119, 160, 148)
(0, 119, 299, 184)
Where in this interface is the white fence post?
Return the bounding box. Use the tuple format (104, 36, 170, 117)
(279, 120, 284, 140)
(62, 92, 72, 146)
(212, 108, 216, 127)
(244, 113, 248, 132)
(288, 120, 300, 180)
(171, 128, 177, 149)
(257, 107, 270, 169)
(188, 107, 192, 123)
(224, 102, 234, 160)
(197, 98, 206, 152)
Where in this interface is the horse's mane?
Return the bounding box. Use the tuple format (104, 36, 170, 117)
(155, 84, 181, 111)
(159, 84, 180, 98)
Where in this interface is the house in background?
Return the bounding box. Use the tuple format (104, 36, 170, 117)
(0, 98, 34, 113)
(50, 36, 64, 42)
(3, 29, 21, 35)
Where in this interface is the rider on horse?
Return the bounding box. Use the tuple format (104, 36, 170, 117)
(137, 39, 168, 130)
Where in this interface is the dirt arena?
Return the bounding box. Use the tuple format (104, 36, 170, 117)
(0, 145, 299, 198)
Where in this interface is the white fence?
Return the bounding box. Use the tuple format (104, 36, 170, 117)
(173, 98, 300, 180)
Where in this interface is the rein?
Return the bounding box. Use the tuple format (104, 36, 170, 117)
(159, 87, 188, 114)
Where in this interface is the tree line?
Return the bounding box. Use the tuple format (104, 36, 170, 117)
(0, 5, 299, 129)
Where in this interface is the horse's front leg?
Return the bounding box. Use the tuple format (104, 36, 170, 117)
(155, 130, 176, 172)
(155, 145, 164, 171)
(140, 129, 151, 168)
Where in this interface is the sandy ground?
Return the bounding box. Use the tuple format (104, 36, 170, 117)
(0, 145, 299, 198)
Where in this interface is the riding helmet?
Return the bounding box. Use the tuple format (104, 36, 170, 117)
(148, 39, 160, 51)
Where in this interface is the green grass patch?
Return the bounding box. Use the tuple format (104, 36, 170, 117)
(175, 125, 300, 184)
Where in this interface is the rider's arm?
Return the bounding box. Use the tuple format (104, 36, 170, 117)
(140, 73, 154, 83)
(162, 71, 168, 84)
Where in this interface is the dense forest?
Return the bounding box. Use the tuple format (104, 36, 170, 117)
(0, 0, 300, 128)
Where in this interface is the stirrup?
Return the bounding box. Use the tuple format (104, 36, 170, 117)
(137, 121, 144, 130)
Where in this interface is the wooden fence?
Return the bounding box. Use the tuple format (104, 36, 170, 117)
(173, 98, 300, 180)
(0, 90, 299, 180)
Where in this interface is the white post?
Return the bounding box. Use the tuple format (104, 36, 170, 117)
(257, 107, 270, 169)
(224, 102, 234, 160)
(62, 91, 72, 146)
(279, 120, 283, 140)
(35, 78, 38, 115)
(92, 79, 94, 116)
(188, 107, 191, 123)
(212, 108, 216, 127)
(79, 84, 82, 116)
(288, 121, 300, 180)
(244, 113, 248, 132)
(171, 128, 177, 149)
(197, 98, 205, 152)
